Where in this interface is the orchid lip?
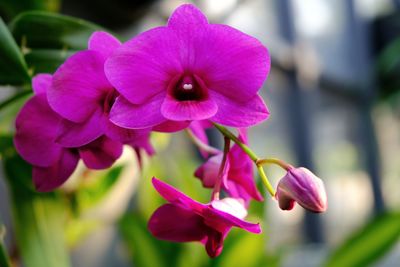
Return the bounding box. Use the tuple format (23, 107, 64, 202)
(168, 73, 209, 101)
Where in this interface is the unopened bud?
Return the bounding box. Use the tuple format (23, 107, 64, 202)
(275, 167, 327, 213)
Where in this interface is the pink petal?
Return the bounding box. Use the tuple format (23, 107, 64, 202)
(210, 93, 269, 127)
(56, 109, 104, 147)
(151, 177, 205, 213)
(105, 119, 150, 143)
(33, 149, 79, 192)
(48, 50, 111, 123)
(189, 120, 211, 158)
(205, 230, 224, 258)
(167, 4, 208, 32)
(14, 95, 62, 167)
(205, 207, 261, 234)
(148, 204, 208, 242)
(32, 74, 52, 95)
(79, 136, 123, 169)
(127, 133, 155, 156)
(110, 95, 167, 129)
(161, 96, 218, 121)
(198, 24, 270, 102)
(105, 27, 182, 104)
(228, 142, 264, 202)
(88, 31, 121, 59)
(152, 120, 190, 133)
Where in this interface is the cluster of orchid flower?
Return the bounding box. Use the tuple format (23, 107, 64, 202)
(13, 4, 327, 258)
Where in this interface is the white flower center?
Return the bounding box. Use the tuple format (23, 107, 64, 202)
(211, 198, 248, 219)
(182, 83, 193, 90)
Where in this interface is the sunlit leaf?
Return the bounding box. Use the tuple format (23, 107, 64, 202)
(324, 212, 400, 267)
(0, 17, 30, 85)
(0, 135, 71, 267)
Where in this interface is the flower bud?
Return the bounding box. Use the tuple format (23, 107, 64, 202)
(194, 153, 227, 188)
(275, 167, 327, 213)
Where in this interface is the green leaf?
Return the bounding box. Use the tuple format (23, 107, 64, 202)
(10, 11, 104, 50)
(24, 49, 74, 74)
(0, 0, 60, 22)
(0, 17, 30, 85)
(8, 11, 106, 74)
(324, 212, 400, 267)
(0, 135, 71, 267)
(0, 225, 11, 267)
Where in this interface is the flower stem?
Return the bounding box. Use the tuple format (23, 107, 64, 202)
(212, 123, 258, 162)
(257, 165, 276, 197)
(212, 123, 276, 197)
(211, 137, 230, 200)
(185, 129, 220, 155)
(256, 158, 293, 171)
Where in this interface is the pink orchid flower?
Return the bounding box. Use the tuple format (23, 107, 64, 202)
(14, 74, 124, 191)
(105, 4, 270, 132)
(194, 128, 263, 205)
(47, 31, 150, 147)
(148, 177, 261, 257)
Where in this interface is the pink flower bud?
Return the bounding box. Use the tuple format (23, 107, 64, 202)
(275, 167, 327, 213)
(194, 153, 226, 188)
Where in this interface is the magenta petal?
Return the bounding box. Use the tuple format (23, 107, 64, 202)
(110, 95, 166, 129)
(152, 177, 205, 212)
(189, 120, 211, 158)
(56, 109, 104, 147)
(88, 31, 121, 59)
(148, 204, 208, 242)
(127, 133, 155, 156)
(32, 74, 52, 95)
(152, 120, 190, 133)
(205, 231, 224, 258)
(14, 95, 62, 167)
(210, 93, 269, 127)
(33, 150, 79, 192)
(167, 4, 208, 31)
(207, 208, 261, 234)
(105, 27, 182, 104)
(105, 119, 150, 143)
(48, 50, 111, 123)
(202, 24, 270, 102)
(161, 96, 217, 121)
(79, 136, 123, 169)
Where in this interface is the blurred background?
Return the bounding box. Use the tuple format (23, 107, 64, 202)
(1, 0, 400, 266)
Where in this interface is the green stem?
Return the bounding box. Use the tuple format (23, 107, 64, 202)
(185, 129, 220, 155)
(256, 158, 293, 171)
(211, 137, 230, 200)
(212, 123, 276, 196)
(212, 123, 258, 162)
(257, 165, 276, 197)
(0, 89, 32, 111)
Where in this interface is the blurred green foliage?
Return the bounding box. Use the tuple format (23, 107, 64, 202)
(324, 212, 400, 267)
(0, 224, 11, 267)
